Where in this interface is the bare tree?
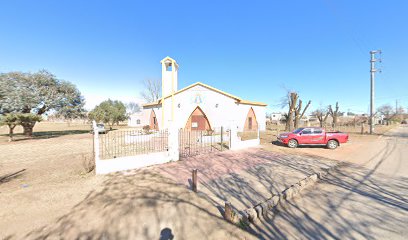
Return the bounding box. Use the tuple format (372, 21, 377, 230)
(140, 78, 161, 103)
(281, 92, 297, 131)
(294, 99, 311, 129)
(312, 107, 330, 127)
(126, 102, 141, 114)
(329, 102, 340, 127)
(281, 91, 311, 131)
(377, 104, 406, 124)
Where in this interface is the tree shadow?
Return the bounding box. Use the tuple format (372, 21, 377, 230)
(9, 136, 407, 239)
(22, 170, 253, 239)
(247, 142, 408, 239)
(155, 148, 337, 214)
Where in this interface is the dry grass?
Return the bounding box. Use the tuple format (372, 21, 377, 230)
(238, 131, 259, 141)
(264, 123, 396, 136)
(0, 121, 136, 143)
(0, 122, 106, 238)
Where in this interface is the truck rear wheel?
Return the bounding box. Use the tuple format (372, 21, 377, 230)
(288, 139, 298, 148)
(327, 140, 338, 150)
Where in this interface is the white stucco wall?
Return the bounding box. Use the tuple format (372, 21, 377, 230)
(95, 151, 172, 174)
(128, 113, 146, 127)
(141, 106, 163, 129)
(170, 85, 238, 130)
(149, 85, 266, 131)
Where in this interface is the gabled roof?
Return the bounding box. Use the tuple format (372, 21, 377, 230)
(142, 82, 267, 107)
(143, 101, 161, 107)
(163, 82, 241, 101)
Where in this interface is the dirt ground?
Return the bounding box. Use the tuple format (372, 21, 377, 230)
(0, 130, 105, 239)
(260, 124, 395, 164)
(0, 126, 254, 239)
(0, 123, 396, 239)
(250, 126, 408, 239)
(0, 121, 137, 143)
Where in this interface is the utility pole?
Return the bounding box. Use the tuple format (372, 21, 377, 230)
(396, 99, 399, 121)
(369, 50, 381, 134)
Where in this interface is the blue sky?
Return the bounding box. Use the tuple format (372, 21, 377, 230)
(1, 0, 407, 113)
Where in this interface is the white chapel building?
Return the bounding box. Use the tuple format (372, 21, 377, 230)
(129, 56, 267, 131)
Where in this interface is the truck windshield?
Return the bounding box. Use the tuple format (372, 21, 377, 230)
(293, 128, 304, 134)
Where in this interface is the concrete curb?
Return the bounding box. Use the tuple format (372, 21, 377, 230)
(225, 163, 341, 226)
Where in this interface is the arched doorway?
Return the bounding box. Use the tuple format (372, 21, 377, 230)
(244, 107, 258, 131)
(185, 106, 212, 131)
(149, 110, 159, 130)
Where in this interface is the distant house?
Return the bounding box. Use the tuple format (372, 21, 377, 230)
(270, 113, 283, 122)
(128, 112, 145, 127)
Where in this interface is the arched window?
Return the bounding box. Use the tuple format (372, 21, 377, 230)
(244, 107, 258, 131)
(150, 110, 159, 130)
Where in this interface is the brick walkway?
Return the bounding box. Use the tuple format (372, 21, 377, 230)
(153, 148, 338, 211)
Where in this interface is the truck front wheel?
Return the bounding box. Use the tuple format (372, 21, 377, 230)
(327, 140, 338, 150)
(288, 139, 298, 148)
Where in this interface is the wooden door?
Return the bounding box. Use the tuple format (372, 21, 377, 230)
(191, 115, 206, 130)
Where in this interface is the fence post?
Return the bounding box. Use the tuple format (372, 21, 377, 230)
(92, 121, 100, 174)
(221, 126, 224, 151)
(192, 169, 198, 192)
(257, 126, 260, 142)
(168, 121, 179, 161)
(188, 131, 191, 156)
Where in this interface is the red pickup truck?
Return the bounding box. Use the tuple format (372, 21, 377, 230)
(277, 127, 349, 149)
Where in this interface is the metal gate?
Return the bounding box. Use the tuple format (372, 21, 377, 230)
(178, 127, 229, 158)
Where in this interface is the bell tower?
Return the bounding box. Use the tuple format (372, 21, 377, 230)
(161, 56, 178, 97)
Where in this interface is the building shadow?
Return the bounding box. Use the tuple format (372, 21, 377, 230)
(22, 169, 252, 240)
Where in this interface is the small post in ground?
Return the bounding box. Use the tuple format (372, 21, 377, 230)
(92, 121, 100, 170)
(224, 201, 233, 222)
(192, 169, 198, 192)
(221, 126, 224, 151)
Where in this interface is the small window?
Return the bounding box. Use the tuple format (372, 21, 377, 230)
(302, 128, 312, 135)
(136, 119, 141, 124)
(313, 128, 323, 134)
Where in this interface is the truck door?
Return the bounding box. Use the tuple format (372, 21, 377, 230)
(310, 128, 325, 144)
(298, 128, 313, 144)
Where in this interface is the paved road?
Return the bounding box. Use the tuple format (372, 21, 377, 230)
(251, 125, 408, 239)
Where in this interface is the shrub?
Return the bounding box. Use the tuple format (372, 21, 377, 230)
(142, 125, 151, 134)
